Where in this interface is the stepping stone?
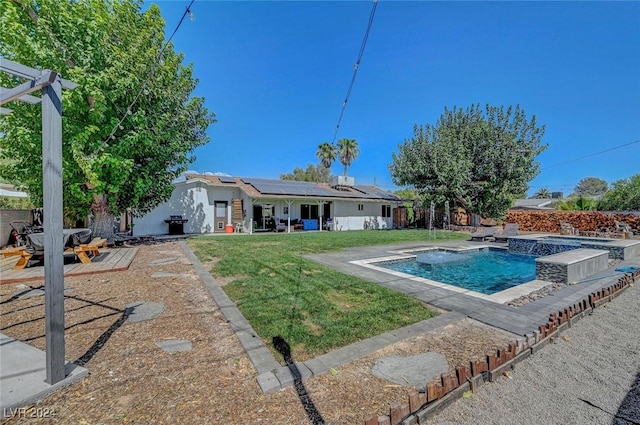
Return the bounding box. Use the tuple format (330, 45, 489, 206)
(155, 339, 193, 353)
(371, 352, 448, 391)
(151, 272, 180, 278)
(126, 301, 165, 323)
(149, 257, 178, 265)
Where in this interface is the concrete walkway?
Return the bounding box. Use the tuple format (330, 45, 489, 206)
(183, 238, 640, 396)
(304, 240, 640, 337)
(0, 334, 88, 414)
(3, 237, 635, 418)
(181, 240, 469, 393)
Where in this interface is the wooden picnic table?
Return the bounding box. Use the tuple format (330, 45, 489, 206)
(1, 229, 108, 270)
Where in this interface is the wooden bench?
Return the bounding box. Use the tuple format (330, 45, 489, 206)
(0, 246, 33, 270)
(73, 237, 108, 264)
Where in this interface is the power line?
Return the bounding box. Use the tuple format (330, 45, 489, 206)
(542, 139, 640, 170)
(330, 0, 378, 144)
(102, 0, 197, 147)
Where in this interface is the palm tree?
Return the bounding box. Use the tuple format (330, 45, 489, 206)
(315, 142, 337, 171)
(337, 138, 360, 177)
(531, 188, 551, 199)
(557, 196, 597, 211)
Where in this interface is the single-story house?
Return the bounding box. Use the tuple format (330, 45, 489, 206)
(510, 198, 559, 211)
(133, 174, 403, 236)
(0, 183, 28, 198)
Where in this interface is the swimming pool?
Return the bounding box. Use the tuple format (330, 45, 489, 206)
(376, 249, 536, 295)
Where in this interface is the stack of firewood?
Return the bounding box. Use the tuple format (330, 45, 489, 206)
(506, 211, 639, 233)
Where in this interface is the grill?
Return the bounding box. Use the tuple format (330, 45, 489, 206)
(164, 215, 188, 235)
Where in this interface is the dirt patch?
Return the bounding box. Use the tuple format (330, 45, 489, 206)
(1, 241, 518, 424)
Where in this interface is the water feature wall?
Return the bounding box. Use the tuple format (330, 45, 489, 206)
(508, 238, 580, 257)
(509, 237, 628, 260)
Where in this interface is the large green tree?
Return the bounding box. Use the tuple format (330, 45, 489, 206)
(337, 138, 360, 177)
(0, 0, 215, 239)
(280, 163, 330, 183)
(389, 104, 547, 219)
(573, 177, 608, 197)
(598, 174, 640, 211)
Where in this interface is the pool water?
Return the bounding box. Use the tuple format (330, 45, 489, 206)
(378, 249, 536, 295)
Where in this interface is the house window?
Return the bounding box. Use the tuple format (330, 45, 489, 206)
(382, 205, 391, 218)
(301, 204, 319, 219)
(358, 204, 364, 211)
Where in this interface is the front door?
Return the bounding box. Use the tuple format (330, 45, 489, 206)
(214, 201, 227, 232)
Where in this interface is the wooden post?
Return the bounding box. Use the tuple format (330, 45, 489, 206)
(42, 72, 65, 385)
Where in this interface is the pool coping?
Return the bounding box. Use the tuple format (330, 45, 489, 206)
(182, 238, 640, 395)
(180, 240, 471, 394)
(303, 239, 640, 337)
(350, 244, 545, 304)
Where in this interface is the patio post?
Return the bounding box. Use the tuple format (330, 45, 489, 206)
(42, 72, 65, 384)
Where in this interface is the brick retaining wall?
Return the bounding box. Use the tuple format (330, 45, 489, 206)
(364, 268, 640, 425)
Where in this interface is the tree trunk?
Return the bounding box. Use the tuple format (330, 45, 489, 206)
(91, 194, 115, 243)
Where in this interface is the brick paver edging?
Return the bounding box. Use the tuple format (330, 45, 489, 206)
(364, 268, 639, 425)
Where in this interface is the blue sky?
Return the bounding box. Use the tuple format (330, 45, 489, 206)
(151, 1, 640, 196)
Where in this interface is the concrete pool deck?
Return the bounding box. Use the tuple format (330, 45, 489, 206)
(303, 239, 640, 337)
(184, 238, 639, 394)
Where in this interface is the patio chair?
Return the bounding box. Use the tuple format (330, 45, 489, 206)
(559, 221, 578, 235)
(615, 220, 632, 233)
(275, 220, 286, 232)
(239, 218, 252, 234)
(494, 223, 520, 243)
(469, 226, 498, 242)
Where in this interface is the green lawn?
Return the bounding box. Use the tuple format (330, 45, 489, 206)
(187, 229, 468, 361)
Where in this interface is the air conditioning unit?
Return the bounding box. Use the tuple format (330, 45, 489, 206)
(330, 175, 355, 187)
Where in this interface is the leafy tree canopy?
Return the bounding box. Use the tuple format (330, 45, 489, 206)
(0, 0, 215, 238)
(598, 174, 640, 211)
(0, 196, 34, 210)
(393, 188, 421, 201)
(389, 104, 547, 219)
(573, 177, 608, 197)
(280, 163, 330, 183)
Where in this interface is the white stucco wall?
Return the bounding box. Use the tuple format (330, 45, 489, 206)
(132, 181, 213, 236)
(332, 201, 393, 231)
(133, 181, 246, 236)
(133, 181, 396, 235)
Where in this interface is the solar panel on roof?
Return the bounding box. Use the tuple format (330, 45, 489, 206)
(241, 178, 336, 197)
(218, 176, 236, 183)
(238, 177, 399, 200)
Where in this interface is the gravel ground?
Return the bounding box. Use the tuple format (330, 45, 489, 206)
(0, 241, 519, 425)
(427, 280, 640, 425)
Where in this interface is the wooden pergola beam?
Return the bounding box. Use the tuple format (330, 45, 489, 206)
(0, 58, 77, 89)
(0, 72, 57, 105)
(0, 87, 41, 104)
(0, 59, 76, 385)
